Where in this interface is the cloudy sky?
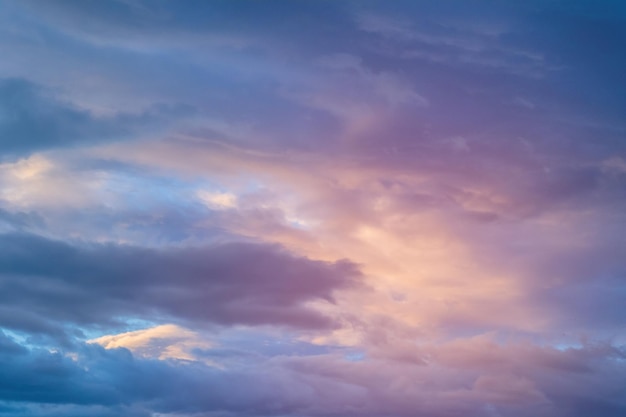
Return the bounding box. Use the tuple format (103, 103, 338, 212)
(1, 0, 626, 416)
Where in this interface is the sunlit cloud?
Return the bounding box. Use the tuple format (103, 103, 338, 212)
(89, 324, 215, 363)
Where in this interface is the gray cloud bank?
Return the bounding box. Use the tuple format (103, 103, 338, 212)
(0, 233, 360, 339)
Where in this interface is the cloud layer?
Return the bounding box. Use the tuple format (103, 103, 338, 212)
(1, 1, 625, 416)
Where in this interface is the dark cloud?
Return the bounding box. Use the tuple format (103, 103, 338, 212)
(0, 331, 623, 417)
(0, 334, 330, 416)
(0, 78, 121, 158)
(0, 233, 361, 336)
(18, 0, 351, 44)
(0, 338, 172, 412)
(0, 404, 151, 417)
(0, 207, 45, 231)
(0, 78, 194, 159)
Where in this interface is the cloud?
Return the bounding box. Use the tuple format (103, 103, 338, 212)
(0, 78, 123, 158)
(197, 190, 238, 210)
(90, 324, 214, 362)
(356, 9, 549, 78)
(0, 232, 361, 336)
(1, 1, 626, 416)
(0, 207, 44, 232)
(0, 78, 193, 160)
(84, 131, 626, 342)
(2, 329, 624, 417)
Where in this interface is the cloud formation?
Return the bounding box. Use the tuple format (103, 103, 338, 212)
(0, 232, 360, 338)
(0, 1, 625, 416)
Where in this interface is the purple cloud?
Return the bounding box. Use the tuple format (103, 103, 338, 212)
(0, 233, 361, 337)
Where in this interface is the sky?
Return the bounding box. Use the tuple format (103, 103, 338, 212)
(0, 0, 625, 416)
